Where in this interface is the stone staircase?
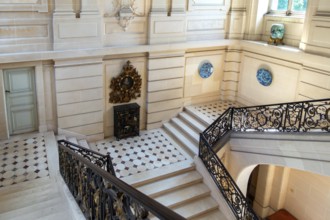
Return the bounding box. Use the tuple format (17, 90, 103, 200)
(122, 161, 227, 220)
(56, 135, 92, 150)
(54, 104, 230, 220)
(0, 177, 74, 220)
(163, 108, 209, 157)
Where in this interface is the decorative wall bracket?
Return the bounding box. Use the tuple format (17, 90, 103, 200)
(112, 0, 142, 31)
(109, 61, 142, 103)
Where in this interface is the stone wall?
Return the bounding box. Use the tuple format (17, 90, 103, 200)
(0, 0, 329, 140)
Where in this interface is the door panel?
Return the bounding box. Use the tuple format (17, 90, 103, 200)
(4, 68, 38, 135)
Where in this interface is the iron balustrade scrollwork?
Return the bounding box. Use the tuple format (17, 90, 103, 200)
(58, 140, 116, 176)
(199, 98, 329, 220)
(203, 108, 233, 147)
(232, 99, 330, 132)
(199, 135, 258, 220)
(58, 141, 185, 220)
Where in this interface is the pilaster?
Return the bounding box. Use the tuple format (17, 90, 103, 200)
(244, 0, 269, 41)
(146, 51, 185, 130)
(226, 0, 247, 39)
(221, 46, 242, 101)
(81, 0, 99, 15)
(150, 0, 168, 15)
(253, 165, 275, 218)
(171, 0, 186, 14)
(54, 57, 104, 141)
(54, 0, 75, 16)
(148, 0, 186, 44)
(300, 0, 330, 56)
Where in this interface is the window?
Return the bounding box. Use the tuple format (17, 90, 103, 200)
(270, 0, 308, 15)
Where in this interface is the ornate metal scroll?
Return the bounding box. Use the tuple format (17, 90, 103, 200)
(231, 100, 330, 132)
(109, 61, 142, 103)
(199, 98, 329, 220)
(302, 100, 330, 131)
(58, 140, 116, 176)
(58, 141, 185, 220)
(203, 108, 233, 147)
(199, 135, 258, 220)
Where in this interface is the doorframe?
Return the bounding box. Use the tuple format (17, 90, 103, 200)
(0, 61, 47, 139)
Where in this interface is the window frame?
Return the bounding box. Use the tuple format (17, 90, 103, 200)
(269, 0, 307, 16)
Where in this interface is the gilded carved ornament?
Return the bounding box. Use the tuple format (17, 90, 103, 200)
(109, 61, 142, 103)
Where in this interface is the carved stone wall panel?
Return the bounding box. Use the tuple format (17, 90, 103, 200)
(188, 0, 227, 11)
(104, 17, 148, 46)
(187, 19, 225, 32)
(239, 52, 300, 105)
(184, 50, 225, 98)
(186, 17, 226, 41)
(0, 16, 52, 53)
(148, 16, 186, 44)
(316, 0, 330, 16)
(227, 10, 246, 39)
(0, 0, 48, 12)
(53, 17, 102, 50)
(309, 19, 330, 48)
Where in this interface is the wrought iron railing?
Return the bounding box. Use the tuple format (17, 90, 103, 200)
(58, 140, 185, 220)
(58, 140, 116, 176)
(199, 135, 258, 220)
(232, 99, 330, 132)
(199, 98, 330, 220)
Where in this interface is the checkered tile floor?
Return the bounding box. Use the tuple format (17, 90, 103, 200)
(95, 129, 187, 178)
(0, 100, 237, 187)
(0, 135, 49, 188)
(190, 100, 240, 122)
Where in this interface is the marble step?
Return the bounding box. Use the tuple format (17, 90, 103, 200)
(0, 186, 59, 213)
(67, 137, 78, 145)
(78, 139, 90, 149)
(123, 160, 195, 187)
(137, 170, 203, 198)
(153, 182, 210, 208)
(173, 196, 219, 219)
(0, 196, 64, 220)
(0, 176, 50, 195)
(0, 179, 52, 201)
(179, 112, 207, 133)
(88, 142, 98, 151)
(163, 122, 198, 156)
(171, 117, 200, 144)
(56, 135, 67, 141)
(35, 210, 72, 220)
(190, 209, 227, 220)
(184, 106, 213, 125)
(6, 198, 69, 220)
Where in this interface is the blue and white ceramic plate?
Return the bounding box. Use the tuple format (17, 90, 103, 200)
(199, 62, 213, 79)
(256, 68, 272, 86)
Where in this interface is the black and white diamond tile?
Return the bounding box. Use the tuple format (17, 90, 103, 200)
(191, 100, 240, 121)
(0, 135, 49, 188)
(95, 129, 187, 178)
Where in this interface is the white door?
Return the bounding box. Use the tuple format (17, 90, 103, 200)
(4, 68, 38, 135)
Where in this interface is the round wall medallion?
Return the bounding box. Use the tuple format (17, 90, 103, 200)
(199, 62, 214, 78)
(256, 68, 272, 86)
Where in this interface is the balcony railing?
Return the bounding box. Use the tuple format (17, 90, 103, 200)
(58, 140, 185, 220)
(199, 98, 329, 220)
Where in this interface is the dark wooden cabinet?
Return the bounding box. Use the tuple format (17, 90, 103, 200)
(114, 103, 140, 140)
